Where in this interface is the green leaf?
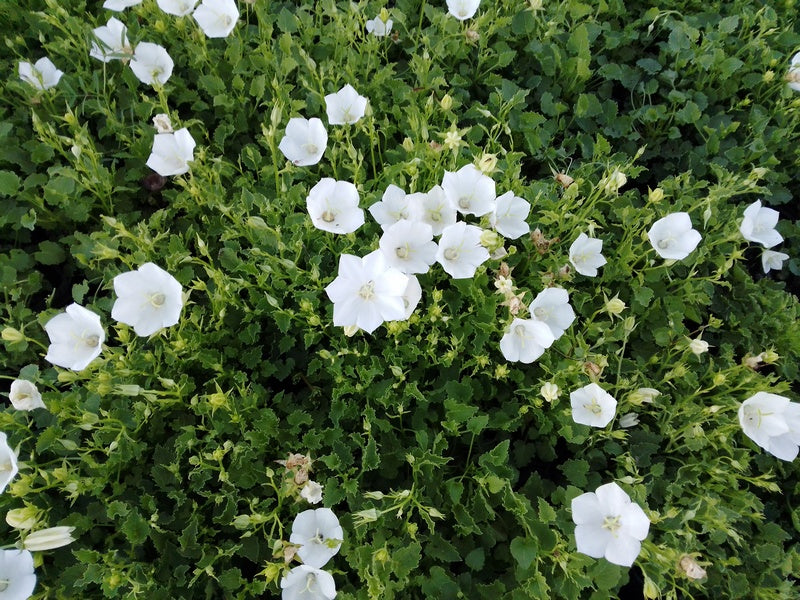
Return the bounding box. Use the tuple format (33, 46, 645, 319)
(510, 536, 538, 570)
(0, 170, 20, 196)
(121, 510, 150, 545)
(34, 240, 65, 265)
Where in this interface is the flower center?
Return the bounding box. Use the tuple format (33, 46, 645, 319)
(303, 573, 316, 592)
(303, 143, 319, 156)
(514, 324, 527, 337)
(395, 246, 409, 259)
(358, 281, 375, 300)
(533, 307, 547, 319)
(311, 528, 326, 544)
(429, 211, 441, 222)
(151, 67, 163, 80)
(84, 334, 100, 348)
(0, 579, 9, 592)
(458, 197, 470, 209)
(585, 398, 603, 415)
(602, 515, 621, 534)
(657, 238, 672, 249)
(150, 292, 166, 307)
(443, 247, 459, 261)
(321, 210, 336, 223)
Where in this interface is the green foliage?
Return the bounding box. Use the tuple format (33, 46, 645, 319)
(1, 0, 799, 599)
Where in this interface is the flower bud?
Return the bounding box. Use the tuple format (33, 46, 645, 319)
(152, 113, 173, 133)
(679, 555, 707, 580)
(583, 361, 602, 379)
(604, 294, 626, 318)
(623, 316, 637, 334)
(374, 547, 390, 562)
(477, 153, 498, 174)
(540, 382, 559, 403)
(689, 337, 710, 355)
(440, 93, 453, 111)
(479, 230, 503, 251)
(629, 387, 660, 405)
(465, 29, 480, 43)
(1, 327, 25, 343)
(601, 168, 627, 194)
(643, 577, 660, 599)
(647, 187, 664, 203)
(300, 480, 323, 504)
(379, 7, 390, 23)
(6, 507, 39, 530)
(762, 349, 779, 363)
(402, 137, 414, 152)
(9, 380, 45, 411)
(23, 526, 76, 551)
(619, 413, 639, 428)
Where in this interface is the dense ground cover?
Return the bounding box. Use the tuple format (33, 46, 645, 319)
(1, 0, 800, 598)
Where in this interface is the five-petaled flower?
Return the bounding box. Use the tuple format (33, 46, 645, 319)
(569, 233, 607, 277)
(366, 14, 393, 37)
(441, 164, 495, 217)
(647, 212, 702, 260)
(129, 42, 174, 86)
(786, 52, 800, 92)
(9, 380, 45, 412)
(378, 220, 438, 274)
(44, 304, 105, 371)
(325, 251, 408, 334)
(157, 0, 199, 16)
(193, 0, 239, 38)
(18, 58, 63, 91)
(761, 249, 789, 274)
(325, 84, 368, 125)
(0, 432, 19, 494)
(280, 565, 336, 600)
(289, 508, 343, 568)
(102, 0, 142, 10)
(407, 186, 457, 236)
(90, 17, 132, 62)
(446, 0, 481, 21)
(739, 392, 800, 461)
(529, 288, 575, 339)
(146, 128, 195, 176)
(739, 200, 783, 248)
(278, 118, 328, 166)
(436, 222, 490, 279)
(499, 318, 555, 363)
(306, 178, 364, 234)
(111, 263, 184, 337)
(571, 383, 617, 428)
(0, 549, 36, 600)
(572, 482, 650, 567)
(491, 192, 530, 240)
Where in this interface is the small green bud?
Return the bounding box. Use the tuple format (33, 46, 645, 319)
(1, 327, 25, 342)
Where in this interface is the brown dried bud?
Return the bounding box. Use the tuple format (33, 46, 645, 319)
(583, 361, 602, 379)
(679, 555, 707, 580)
(554, 172, 574, 188)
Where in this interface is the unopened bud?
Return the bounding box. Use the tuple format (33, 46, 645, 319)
(402, 137, 414, 152)
(540, 382, 559, 403)
(689, 337, 710, 355)
(1, 327, 25, 342)
(604, 294, 626, 318)
(629, 387, 660, 405)
(440, 93, 453, 111)
(23, 526, 76, 551)
(647, 187, 664, 203)
(6, 507, 39, 530)
(477, 153, 498, 174)
(583, 361, 602, 379)
(465, 29, 480, 43)
(762, 349, 779, 363)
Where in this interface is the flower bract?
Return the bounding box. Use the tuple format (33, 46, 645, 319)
(9, 380, 45, 411)
(490, 191, 530, 239)
(569, 233, 607, 277)
(0, 432, 19, 494)
(529, 287, 575, 339)
(325, 251, 408, 334)
(499, 318, 555, 363)
(739, 392, 800, 461)
(146, 128, 195, 177)
(306, 178, 364, 234)
(281, 565, 336, 600)
(571, 383, 617, 428)
(90, 17, 131, 62)
(572, 482, 650, 567)
(193, 0, 239, 38)
(436, 222, 490, 279)
(129, 42, 174, 86)
(278, 118, 328, 166)
(761, 249, 789, 273)
(446, 0, 480, 21)
(378, 220, 438, 274)
(112, 263, 184, 337)
(325, 84, 368, 125)
(647, 212, 702, 260)
(0, 549, 36, 600)
(44, 304, 105, 371)
(739, 200, 783, 248)
(441, 164, 495, 217)
(18, 58, 63, 91)
(157, 0, 199, 16)
(289, 508, 343, 568)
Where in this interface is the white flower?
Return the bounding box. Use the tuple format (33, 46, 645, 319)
(762, 249, 789, 273)
(366, 15, 392, 37)
(289, 508, 343, 568)
(129, 42, 174, 86)
(647, 212, 702, 260)
(688, 337, 709, 356)
(0, 433, 19, 494)
(300, 481, 324, 505)
(193, 0, 239, 38)
(157, 0, 199, 16)
(436, 222, 490, 279)
(787, 52, 800, 92)
(6, 507, 38, 531)
(146, 128, 195, 177)
(18, 58, 63, 91)
(9, 381, 45, 411)
(401, 275, 422, 320)
(500, 318, 555, 363)
(441, 164, 496, 217)
(379, 220, 438, 274)
(369, 184, 412, 230)
(540, 382, 559, 403)
(619, 413, 639, 428)
(152, 113, 173, 133)
(571, 383, 617, 428)
(278, 118, 328, 166)
(90, 17, 132, 62)
(739, 392, 800, 461)
(446, 0, 480, 21)
(22, 526, 76, 551)
(112, 263, 183, 337)
(281, 565, 336, 600)
(629, 388, 660, 405)
(739, 200, 783, 248)
(0, 550, 36, 600)
(529, 288, 576, 339)
(569, 233, 607, 277)
(325, 252, 408, 334)
(490, 192, 530, 239)
(325, 84, 368, 125)
(44, 304, 104, 371)
(572, 482, 650, 567)
(306, 178, 364, 234)
(102, 0, 142, 10)
(407, 186, 457, 236)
